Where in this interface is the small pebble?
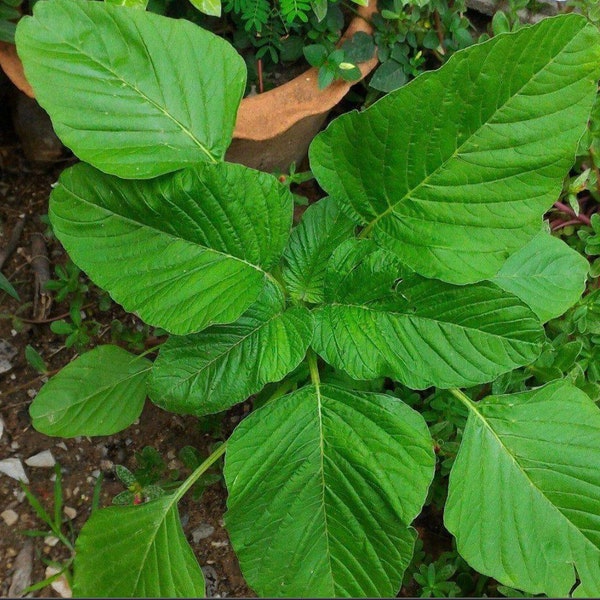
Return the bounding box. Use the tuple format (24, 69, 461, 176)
(210, 540, 229, 548)
(45, 566, 72, 598)
(202, 565, 218, 598)
(44, 535, 60, 547)
(27, 388, 37, 398)
(0, 458, 29, 483)
(192, 523, 215, 543)
(25, 449, 56, 468)
(100, 459, 114, 472)
(90, 469, 101, 479)
(0, 416, 4, 441)
(10, 441, 19, 450)
(1, 509, 18, 526)
(55, 442, 68, 451)
(8, 541, 33, 597)
(63, 506, 77, 520)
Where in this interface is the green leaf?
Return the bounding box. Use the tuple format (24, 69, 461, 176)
(187, 0, 221, 17)
(0, 271, 19, 300)
(49, 162, 293, 335)
(15, 0, 245, 178)
(312, 241, 544, 388)
(282, 197, 355, 303)
(74, 495, 205, 597)
(444, 381, 600, 597)
(104, 0, 149, 9)
(309, 15, 600, 284)
(149, 284, 314, 416)
(490, 231, 588, 322)
(29, 345, 150, 437)
(25, 345, 47, 374)
(224, 384, 435, 597)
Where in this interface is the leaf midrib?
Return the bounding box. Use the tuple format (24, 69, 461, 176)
(54, 186, 266, 274)
(328, 301, 540, 345)
(467, 398, 600, 556)
(362, 26, 585, 234)
(37, 17, 219, 164)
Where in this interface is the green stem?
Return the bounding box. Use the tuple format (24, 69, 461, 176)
(135, 343, 163, 360)
(449, 387, 474, 409)
(173, 442, 227, 503)
(306, 349, 321, 387)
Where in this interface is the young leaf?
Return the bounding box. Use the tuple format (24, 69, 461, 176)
(224, 384, 435, 597)
(49, 162, 293, 335)
(74, 496, 205, 597)
(282, 197, 355, 303)
(149, 284, 314, 416)
(312, 241, 544, 389)
(309, 15, 600, 284)
(188, 0, 222, 17)
(29, 345, 150, 437)
(490, 231, 588, 322)
(0, 271, 19, 299)
(15, 0, 246, 178)
(444, 381, 600, 597)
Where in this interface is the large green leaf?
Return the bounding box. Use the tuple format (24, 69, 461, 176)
(49, 162, 293, 335)
(309, 15, 600, 284)
(148, 284, 314, 416)
(224, 384, 435, 597)
(490, 231, 588, 322)
(15, 0, 245, 178)
(312, 240, 544, 389)
(444, 381, 600, 596)
(29, 345, 150, 437)
(282, 197, 355, 303)
(74, 496, 204, 597)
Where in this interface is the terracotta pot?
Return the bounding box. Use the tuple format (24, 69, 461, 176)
(0, 1, 378, 172)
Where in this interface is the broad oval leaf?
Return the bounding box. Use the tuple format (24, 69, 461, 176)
(309, 15, 600, 284)
(312, 242, 544, 388)
(490, 231, 588, 322)
(149, 284, 314, 416)
(224, 384, 435, 597)
(445, 381, 600, 597)
(282, 197, 355, 303)
(188, 0, 222, 17)
(74, 496, 205, 597)
(16, 0, 245, 178)
(29, 345, 150, 437)
(49, 162, 293, 335)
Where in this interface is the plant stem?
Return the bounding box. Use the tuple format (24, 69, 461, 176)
(553, 201, 592, 226)
(173, 442, 227, 503)
(306, 348, 321, 387)
(449, 387, 473, 409)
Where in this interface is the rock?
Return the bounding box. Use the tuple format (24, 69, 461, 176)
(45, 566, 72, 598)
(0, 416, 4, 440)
(44, 535, 60, 547)
(0, 338, 17, 374)
(202, 565, 218, 598)
(0, 458, 29, 483)
(25, 449, 56, 468)
(8, 540, 33, 597)
(55, 442, 68, 451)
(192, 523, 215, 543)
(1, 509, 18, 526)
(63, 506, 77, 520)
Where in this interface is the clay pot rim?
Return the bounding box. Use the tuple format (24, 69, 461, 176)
(0, 1, 378, 142)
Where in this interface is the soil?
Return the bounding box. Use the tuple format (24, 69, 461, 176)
(0, 80, 456, 599)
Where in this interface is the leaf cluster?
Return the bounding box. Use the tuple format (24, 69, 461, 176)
(14, 1, 600, 597)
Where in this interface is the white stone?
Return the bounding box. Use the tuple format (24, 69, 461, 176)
(25, 450, 56, 468)
(1, 509, 18, 526)
(191, 523, 215, 543)
(44, 535, 60, 547)
(0, 416, 4, 440)
(63, 506, 77, 520)
(45, 566, 73, 598)
(0, 458, 29, 483)
(55, 442, 68, 451)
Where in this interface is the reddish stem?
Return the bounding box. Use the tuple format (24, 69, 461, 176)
(551, 219, 582, 231)
(552, 201, 592, 226)
(257, 58, 264, 94)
